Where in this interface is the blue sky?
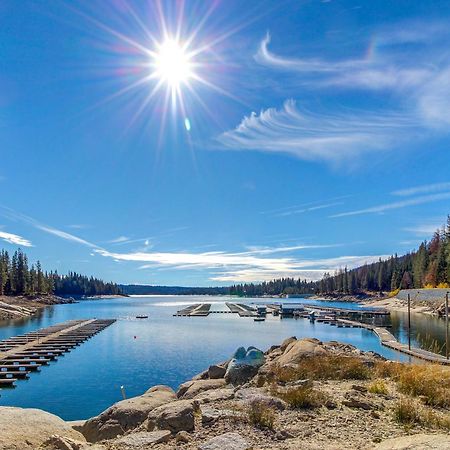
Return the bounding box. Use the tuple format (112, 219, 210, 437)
(2, 0, 450, 286)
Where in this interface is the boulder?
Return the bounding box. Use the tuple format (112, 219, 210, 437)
(225, 346, 265, 385)
(0, 407, 85, 450)
(177, 379, 226, 399)
(235, 388, 287, 410)
(80, 385, 176, 442)
(280, 336, 297, 352)
(147, 400, 197, 434)
(194, 388, 235, 404)
(208, 364, 227, 379)
(199, 432, 251, 450)
(275, 338, 326, 367)
(112, 431, 171, 448)
(374, 433, 450, 449)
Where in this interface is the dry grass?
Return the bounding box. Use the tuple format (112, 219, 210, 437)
(273, 385, 329, 409)
(393, 397, 450, 430)
(368, 379, 389, 396)
(272, 355, 371, 383)
(247, 400, 276, 430)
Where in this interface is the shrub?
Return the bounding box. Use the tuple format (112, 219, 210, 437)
(368, 379, 388, 396)
(394, 397, 450, 430)
(274, 385, 329, 409)
(388, 288, 400, 298)
(247, 400, 276, 430)
(273, 355, 371, 383)
(396, 365, 450, 408)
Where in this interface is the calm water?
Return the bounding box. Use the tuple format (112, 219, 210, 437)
(0, 295, 446, 420)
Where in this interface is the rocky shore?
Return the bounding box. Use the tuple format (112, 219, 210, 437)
(0, 295, 75, 321)
(0, 337, 449, 450)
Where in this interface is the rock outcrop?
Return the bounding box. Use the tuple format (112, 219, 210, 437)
(177, 378, 227, 399)
(0, 407, 85, 450)
(80, 385, 176, 442)
(375, 433, 450, 449)
(147, 399, 197, 433)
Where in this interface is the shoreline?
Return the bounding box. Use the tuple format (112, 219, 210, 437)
(1, 336, 448, 449)
(0, 295, 74, 321)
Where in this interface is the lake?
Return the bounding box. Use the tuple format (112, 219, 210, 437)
(0, 295, 446, 420)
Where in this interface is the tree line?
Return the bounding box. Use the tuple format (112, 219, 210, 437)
(229, 216, 450, 297)
(0, 248, 122, 297)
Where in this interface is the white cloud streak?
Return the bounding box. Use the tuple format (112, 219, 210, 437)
(392, 182, 450, 197)
(0, 231, 32, 247)
(331, 192, 450, 218)
(218, 99, 415, 162)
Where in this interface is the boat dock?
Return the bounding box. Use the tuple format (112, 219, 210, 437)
(0, 319, 116, 387)
(174, 303, 212, 316)
(225, 302, 257, 317)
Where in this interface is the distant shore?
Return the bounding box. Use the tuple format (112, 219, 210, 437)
(0, 295, 74, 321)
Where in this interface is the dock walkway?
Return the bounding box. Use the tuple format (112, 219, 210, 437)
(336, 318, 450, 365)
(0, 319, 115, 387)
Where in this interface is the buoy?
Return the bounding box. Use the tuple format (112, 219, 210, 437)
(134, 336, 137, 339)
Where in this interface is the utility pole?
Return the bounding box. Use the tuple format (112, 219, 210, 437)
(446, 292, 449, 360)
(407, 293, 411, 351)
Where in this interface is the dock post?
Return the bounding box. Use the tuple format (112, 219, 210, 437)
(446, 292, 449, 360)
(407, 293, 411, 351)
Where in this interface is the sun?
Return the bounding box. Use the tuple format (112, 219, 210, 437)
(152, 39, 194, 89)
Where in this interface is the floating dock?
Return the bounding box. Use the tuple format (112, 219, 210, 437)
(0, 319, 115, 387)
(174, 303, 212, 316)
(225, 302, 257, 317)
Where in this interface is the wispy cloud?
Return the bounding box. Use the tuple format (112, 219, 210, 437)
(0, 231, 32, 247)
(392, 182, 450, 197)
(331, 192, 450, 218)
(107, 236, 131, 244)
(217, 99, 415, 162)
(219, 23, 450, 163)
(0, 206, 97, 248)
(96, 247, 387, 282)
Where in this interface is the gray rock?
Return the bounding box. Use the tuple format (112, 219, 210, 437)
(201, 407, 223, 424)
(175, 430, 192, 443)
(342, 397, 373, 410)
(225, 365, 259, 385)
(177, 379, 227, 399)
(225, 347, 265, 385)
(275, 430, 295, 440)
(112, 430, 171, 448)
(199, 432, 251, 450)
(80, 385, 176, 442)
(0, 407, 86, 450)
(208, 364, 227, 379)
(235, 388, 287, 411)
(147, 400, 196, 434)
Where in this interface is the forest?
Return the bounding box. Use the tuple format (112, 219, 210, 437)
(229, 216, 450, 297)
(0, 248, 122, 297)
